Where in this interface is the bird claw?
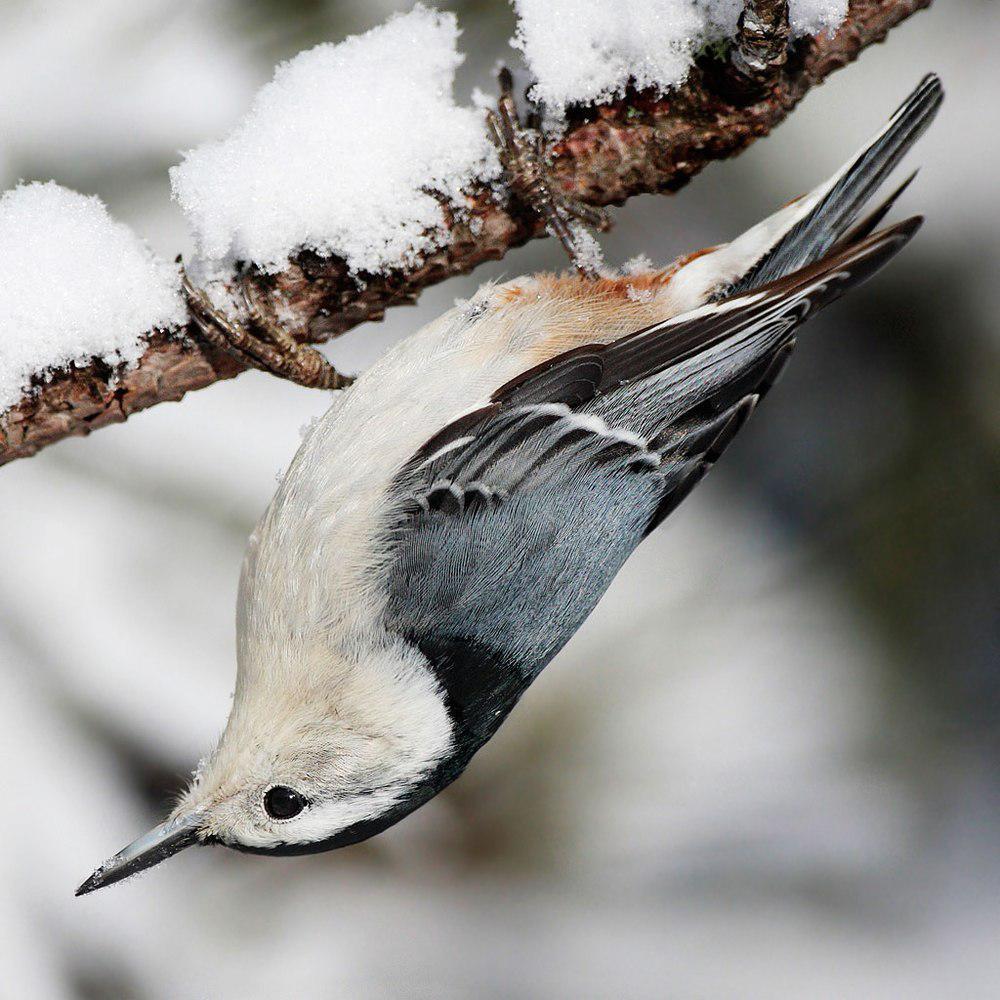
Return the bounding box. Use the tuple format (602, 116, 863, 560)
(486, 67, 608, 278)
(181, 267, 353, 391)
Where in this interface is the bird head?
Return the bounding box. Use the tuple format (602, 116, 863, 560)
(77, 637, 453, 894)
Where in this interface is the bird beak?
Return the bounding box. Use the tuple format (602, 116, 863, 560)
(75, 810, 206, 896)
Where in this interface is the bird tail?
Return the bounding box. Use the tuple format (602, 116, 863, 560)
(727, 73, 943, 296)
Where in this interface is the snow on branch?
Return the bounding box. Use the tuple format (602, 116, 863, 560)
(172, 7, 498, 277)
(0, 183, 185, 413)
(0, 0, 930, 467)
(511, 0, 845, 114)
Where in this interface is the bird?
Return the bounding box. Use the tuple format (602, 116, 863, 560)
(77, 73, 943, 895)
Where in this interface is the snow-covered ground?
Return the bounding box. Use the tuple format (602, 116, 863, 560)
(0, 3, 996, 999)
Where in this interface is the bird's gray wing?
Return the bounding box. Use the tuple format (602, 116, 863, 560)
(380, 221, 919, 745)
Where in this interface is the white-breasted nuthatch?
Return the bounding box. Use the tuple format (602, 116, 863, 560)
(77, 74, 942, 894)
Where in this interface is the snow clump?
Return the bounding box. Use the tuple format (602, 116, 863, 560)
(0, 182, 185, 412)
(171, 5, 498, 277)
(512, 0, 848, 115)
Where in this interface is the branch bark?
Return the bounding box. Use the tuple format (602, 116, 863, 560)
(0, 0, 930, 467)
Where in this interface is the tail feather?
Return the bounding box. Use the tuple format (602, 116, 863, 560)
(835, 169, 918, 248)
(729, 74, 943, 296)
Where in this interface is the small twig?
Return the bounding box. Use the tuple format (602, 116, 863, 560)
(732, 0, 790, 82)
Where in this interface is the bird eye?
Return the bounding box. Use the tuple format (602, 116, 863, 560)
(263, 785, 307, 820)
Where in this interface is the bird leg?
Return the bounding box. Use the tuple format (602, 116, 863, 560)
(181, 268, 354, 390)
(486, 67, 610, 278)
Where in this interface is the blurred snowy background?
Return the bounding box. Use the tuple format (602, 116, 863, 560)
(1, 1, 997, 997)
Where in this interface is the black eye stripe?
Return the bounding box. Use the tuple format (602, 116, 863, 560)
(264, 785, 307, 820)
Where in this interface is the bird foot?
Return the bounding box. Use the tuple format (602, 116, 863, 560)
(485, 67, 610, 278)
(181, 267, 353, 390)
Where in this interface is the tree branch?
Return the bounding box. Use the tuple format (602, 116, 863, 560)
(0, 0, 930, 467)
